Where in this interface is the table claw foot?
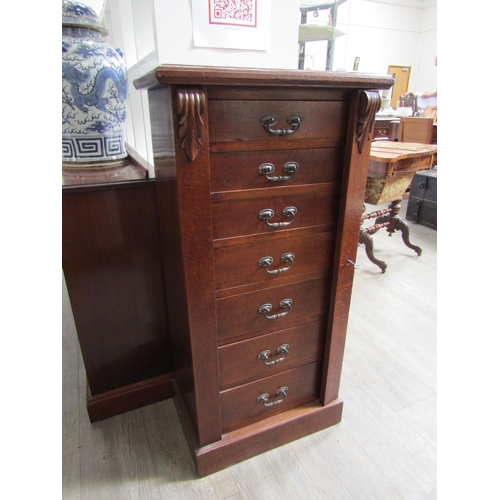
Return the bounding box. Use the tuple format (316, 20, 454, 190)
(359, 229, 388, 273)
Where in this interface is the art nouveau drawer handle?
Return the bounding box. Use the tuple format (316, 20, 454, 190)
(257, 344, 290, 366)
(258, 299, 293, 320)
(257, 386, 288, 407)
(258, 162, 299, 182)
(259, 207, 297, 228)
(258, 253, 295, 274)
(260, 114, 302, 136)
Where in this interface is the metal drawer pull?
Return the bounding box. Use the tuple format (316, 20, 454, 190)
(258, 299, 293, 320)
(257, 344, 290, 366)
(257, 386, 288, 407)
(258, 253, 295, 274)
(260, 114, 302, 136)
(259, 206, 297, 228)
(258, 162, 299, 182)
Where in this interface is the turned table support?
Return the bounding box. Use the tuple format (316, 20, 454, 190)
(359, 199, 422, 273)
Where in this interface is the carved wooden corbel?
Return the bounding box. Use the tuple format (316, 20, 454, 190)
(356, 91, 381, 154)
(177, 88, 206, 161)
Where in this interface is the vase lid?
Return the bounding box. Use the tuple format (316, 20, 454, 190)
(62, 1, 108, 35)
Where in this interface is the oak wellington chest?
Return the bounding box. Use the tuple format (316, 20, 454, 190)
(134, 65, 394, 477)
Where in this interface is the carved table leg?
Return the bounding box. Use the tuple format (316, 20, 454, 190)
(359, 229, 388, 273)
(385, 199, 422, 256)
(394, 218, 423, 256)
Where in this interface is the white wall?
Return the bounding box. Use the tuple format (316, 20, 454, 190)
(415, 1, 437, 93)
(98, 0, 437, 169)
(332, 0, 437, 94)
(154, 0, 299, 69)
(103, 0, 300, 170)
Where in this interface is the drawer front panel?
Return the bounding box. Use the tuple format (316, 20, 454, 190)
(210, 148, 343, 193)
(216, 277, 331, 343)
(208, 100, 347, 143)
(212, 187, 338, 240)
(218, 320, 326, 390)
(373, 125, 391, 141)
(220, 361, 322, 433)
(214, 231, 334, 291)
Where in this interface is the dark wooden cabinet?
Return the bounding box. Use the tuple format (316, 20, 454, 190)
(406, 169, 437, 229)
(134, 65, 393, 476)
(62, 160, 174, 421)
(373, 117, 398, 141)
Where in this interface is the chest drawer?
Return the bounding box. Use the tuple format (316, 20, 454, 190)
(216, 276, 331, 344)
(211, 185, 338, 241)
(214, 231, 334, 291)
(210, 148, 343, 193)
(218, 320, 326, 390)
(220, 361, 322, 433)
(208, 100, 347, 143)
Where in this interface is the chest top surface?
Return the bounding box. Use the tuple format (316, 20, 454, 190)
(134, 64, 395, 91)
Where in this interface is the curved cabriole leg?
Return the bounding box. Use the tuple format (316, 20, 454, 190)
(394, 218, 423, 256)
(359, 229, 388, 273)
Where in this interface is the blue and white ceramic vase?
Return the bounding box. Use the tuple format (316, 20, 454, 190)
(62, 0, 128, 167)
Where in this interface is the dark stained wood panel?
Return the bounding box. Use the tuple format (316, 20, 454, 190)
(218, 319, 326, 390)
(210, 147, 344, 193)
(62, 181, 172, 395)
(208, 100, 347, 143)
(216, 277, 332, 344)
(211, 184, 339, 240)
(220, 362, 322, 433)
(213, 231, 334, 291)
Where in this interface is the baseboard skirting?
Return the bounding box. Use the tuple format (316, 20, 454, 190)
(86, 372, 175, 422)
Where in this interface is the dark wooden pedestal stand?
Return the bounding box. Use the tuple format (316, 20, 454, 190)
(359, 199, 422, 273)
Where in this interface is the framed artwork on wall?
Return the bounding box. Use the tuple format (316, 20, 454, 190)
(192, 0, 270, 50)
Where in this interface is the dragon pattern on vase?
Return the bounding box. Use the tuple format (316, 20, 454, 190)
(62, 1, 128, 164)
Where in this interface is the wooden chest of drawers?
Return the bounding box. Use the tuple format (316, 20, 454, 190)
(134, 65, 393, 477)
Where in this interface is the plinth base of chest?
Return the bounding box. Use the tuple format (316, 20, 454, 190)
(174, 391, 343, 477)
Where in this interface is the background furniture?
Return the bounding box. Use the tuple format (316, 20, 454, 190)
(399, 116, 434, 144)
(374, 117, 437, 145)
(62, 154, 175, 421)
(406, 169, 437, 230)
(134, 65, 393, 476)
(360, 141, 437, 272)
(373, 117, 399, 141)
(398, 91, 417, 115)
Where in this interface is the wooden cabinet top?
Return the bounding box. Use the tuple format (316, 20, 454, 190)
(134, 64, 394, 90)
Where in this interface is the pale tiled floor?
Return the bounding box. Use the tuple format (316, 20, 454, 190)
(63, 200, 437, 499)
